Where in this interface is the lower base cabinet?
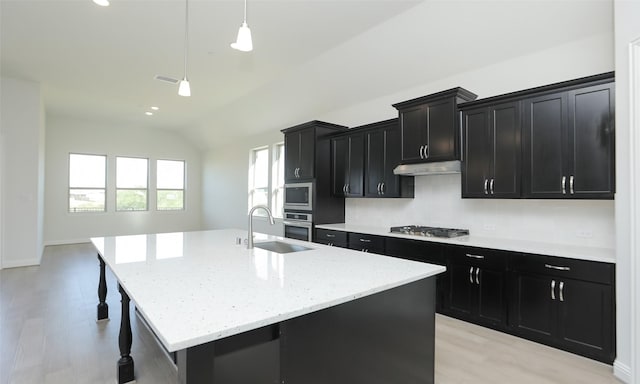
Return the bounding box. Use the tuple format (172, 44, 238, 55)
(508, 254, 615, 364)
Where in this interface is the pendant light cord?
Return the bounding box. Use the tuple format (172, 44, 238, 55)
(183, 0, 189, 79)
(243, 0, 247, 22)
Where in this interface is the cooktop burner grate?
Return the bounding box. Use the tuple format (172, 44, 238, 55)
(390, 225, 469, 238)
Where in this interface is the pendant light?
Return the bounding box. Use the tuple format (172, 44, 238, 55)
(92, 0, 109, 6)
(178, 0, 191, 97)
(231, 0, 253, 52)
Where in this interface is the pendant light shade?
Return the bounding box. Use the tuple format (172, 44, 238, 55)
(231, 0, 253, 52)
(92, 0, 110, 6)
(179, 0, 191, 97)
(178, 78, 191, 97)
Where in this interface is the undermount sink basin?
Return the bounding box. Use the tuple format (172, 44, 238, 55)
(254, 241, 312, 254)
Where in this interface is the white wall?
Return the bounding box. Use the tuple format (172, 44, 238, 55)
(613, 1, 640, 382)
(0, 77, 46, 268)
(44, 115, 203, 244)
(202, 129, 284, 236)
(346, 176, 614, 248)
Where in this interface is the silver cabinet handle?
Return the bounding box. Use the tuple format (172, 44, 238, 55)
(484, 179, 489, 195)
(475, 268, 480, 285)
(562, 176, 567, 194)
(424, 144, 429, 159)
(544, 264, 571, 271)
(328, 243, 333, 246)
(377, 182, 382, 194)
(380, 182, 385, 195)
(419, 145, 424, 159)
(326, 234, 335, 238)
(346, 184, 350, 194)
(342, 184, 346, 194)
(559, 281, 565, 302)
(469, 267, 474, 284)
(466, 253, 485, 259)
(551, 280, 556, 300)
(569, 175, 574, 195)
(359, 238, 371, 243)
(490, 178, 495, 195)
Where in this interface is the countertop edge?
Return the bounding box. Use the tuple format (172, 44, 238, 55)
(315, 224, 616, 264)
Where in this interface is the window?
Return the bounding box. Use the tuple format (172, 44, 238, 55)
(157, 160, 185, 210)
(69, 153, 106, 212)
(116, 157, 148, 211)
(248, 143, 284, 218)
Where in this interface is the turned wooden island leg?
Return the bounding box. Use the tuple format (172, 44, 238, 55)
(118, 283, 135, 384)
(97, 255, 109, 321)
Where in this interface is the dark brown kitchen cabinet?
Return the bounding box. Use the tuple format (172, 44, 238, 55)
(461, 102, 521, 198)
(508, 254, 615, 363)
(331, 133, 364, 197)
(314, 228, 347, 248)
(282, 121, 348, 183)
(522, 76, 615, 199)
(392, 88, 477, 163)
(347, 233, 385, 254)
(443, 246, 508, 330)
(364, 120, 414, 198)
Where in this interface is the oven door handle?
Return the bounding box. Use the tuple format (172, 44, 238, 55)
(283, 220, 312, 229)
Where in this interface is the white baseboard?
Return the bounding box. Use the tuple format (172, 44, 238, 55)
(1, 258, 41, 269)
(614, 360, 632, 384)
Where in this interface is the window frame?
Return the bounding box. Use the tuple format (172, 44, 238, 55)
(115, 156, 149, 212)
(248, 142, 285, 219)
(68, 152, 107, 213)
(156, 159, 186, 211)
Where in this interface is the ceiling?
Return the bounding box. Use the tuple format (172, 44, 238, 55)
(1, 0, 613, 149)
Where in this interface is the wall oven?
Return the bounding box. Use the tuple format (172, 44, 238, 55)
(283, 211, 313, 242)
(284, 182, 313, 211)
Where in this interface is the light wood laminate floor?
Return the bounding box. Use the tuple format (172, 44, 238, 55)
(1, 243, 621, 384)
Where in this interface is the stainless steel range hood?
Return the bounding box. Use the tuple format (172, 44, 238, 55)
(393, 160, 461, 176)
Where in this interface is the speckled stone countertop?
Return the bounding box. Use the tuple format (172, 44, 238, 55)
(91, 229, 445, 352)
(315, 223, 615, 264)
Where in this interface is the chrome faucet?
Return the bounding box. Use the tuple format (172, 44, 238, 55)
(247, 205, 276, 249)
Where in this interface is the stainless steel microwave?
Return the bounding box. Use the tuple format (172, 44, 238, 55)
(284, 182, 313, 211)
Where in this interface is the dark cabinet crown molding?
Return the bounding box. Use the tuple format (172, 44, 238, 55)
(392, 87, 478, 110)
(281, 120, 348, 135)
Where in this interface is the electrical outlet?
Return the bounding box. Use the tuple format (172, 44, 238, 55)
(576, 230, 594, 239)
(483, 224, 496, 231)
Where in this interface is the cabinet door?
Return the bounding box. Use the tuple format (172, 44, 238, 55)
(399, 106, 425, 162)
(490, 102, 521, 197)
(297, 128, 316, 180)
(522, 92, 569, 198)
(462, 108, 490, 197)
(557, 279, 614, 363)
(568, 83, 615, 198)
(365, 129, 385, 197)
(382, 127, 402, 197)
(346, 134, 364, 197)
(426, 98, 457, 161)
(447, 262, 474, 319)
(476, 267, 506, 327)
(285, 132, 301, 181)
(331, 137, 349, 197)
(509, 273, 556, 343)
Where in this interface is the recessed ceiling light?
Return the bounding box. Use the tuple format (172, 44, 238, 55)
(93, 0, 110, 6)
(145, 112, 153, 116)
(151, 106, 159, 111)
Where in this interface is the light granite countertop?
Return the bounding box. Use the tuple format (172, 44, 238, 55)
(315, 223, 615, 264)
(91, 229, 445, 352)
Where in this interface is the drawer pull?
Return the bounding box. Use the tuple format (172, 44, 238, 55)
(359, 239, 372, 243)
(545, 264, 571, 271)
(326, 234, 336, 238)
(465, 254, 485, 259)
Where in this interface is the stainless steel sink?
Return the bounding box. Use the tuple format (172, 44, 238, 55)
(253, 241, 312, 254)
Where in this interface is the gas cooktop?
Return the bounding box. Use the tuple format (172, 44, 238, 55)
(390, 225, 469, 238)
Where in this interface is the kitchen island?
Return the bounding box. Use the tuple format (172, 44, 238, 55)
(91, 229, 445, 384)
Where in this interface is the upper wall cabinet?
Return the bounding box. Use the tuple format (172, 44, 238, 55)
(461, 102, 521, 198)
(459, 72, 615, 200)
(522, 80, 615, 198)
(392, 88, 477, 164)
(332, 133, 365, 197)
(282, 121, 347, 183)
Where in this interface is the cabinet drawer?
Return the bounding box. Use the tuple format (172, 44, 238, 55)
(447, 245, 510, 269)
(315, 229, 347, 247)
(348, 233, 385, 254)
(385, 237, 445, 265)
(511, 253, 613, 285)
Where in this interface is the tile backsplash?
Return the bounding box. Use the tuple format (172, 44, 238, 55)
(345, 174, 615, 249)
